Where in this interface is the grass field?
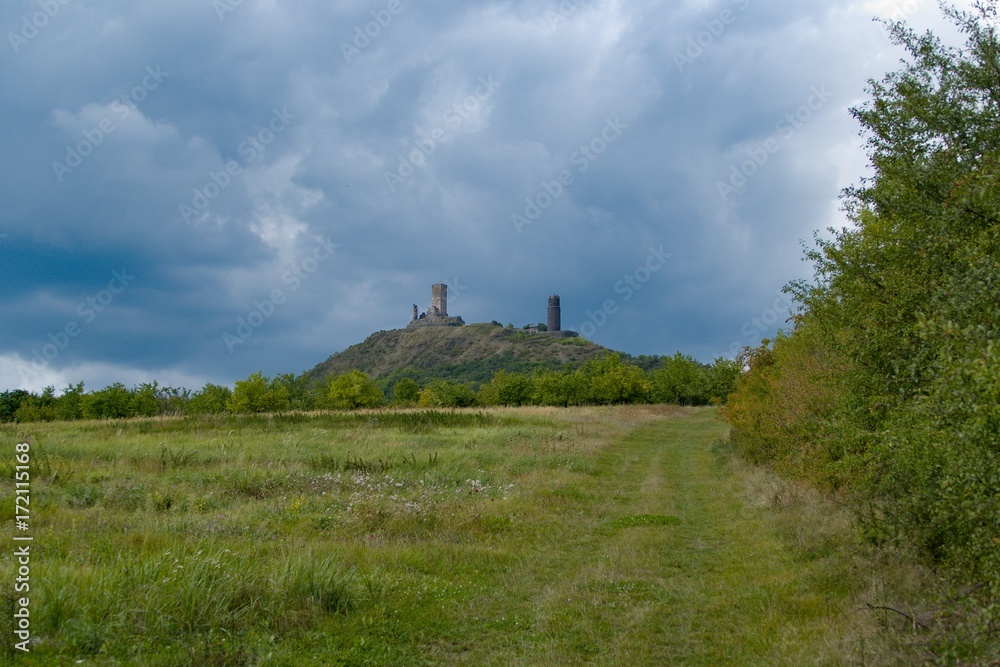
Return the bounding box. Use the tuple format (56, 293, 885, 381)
(0, 407, 928, 665)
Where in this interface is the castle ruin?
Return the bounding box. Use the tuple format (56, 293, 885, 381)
(407, 284, 578, 336)
(408, 283, 465, 328)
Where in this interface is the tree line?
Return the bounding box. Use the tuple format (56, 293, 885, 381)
(1, 352, 740, 422)
(722, 2, 999, 641)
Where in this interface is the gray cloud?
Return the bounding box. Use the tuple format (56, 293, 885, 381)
(0, 0, 971, 391)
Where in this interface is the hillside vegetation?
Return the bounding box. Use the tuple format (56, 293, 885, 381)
(307, 323, 608, 389)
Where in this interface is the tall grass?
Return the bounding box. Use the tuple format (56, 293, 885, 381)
(0, 406, 963, 663)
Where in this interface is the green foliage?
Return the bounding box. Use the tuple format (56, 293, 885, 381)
(705, 358, 741, 404)
(13, 396, 56, 422)
(53, 382, 85, 420)
(156, 385, 191, 416)
(722, 329, 847, 485)
(0, 389, 31, 422)
(478, 370, 533, 406)
(83, 383, 134, 419)
(650, 353, 709, 405)
(227, 371, 291, 414)
(272, 372, 316, 411)
(579, 353, 651, 405)
(11, 386, 57, 422)
(418, 379, 479, 407)
(529, 369, 575, 406)
(391, 378, 420, 404)
(320, 371, 384, 410)
(187, 383, 232, 415)
(130, 382, 161, 418)
(724, 3, 1000, 634)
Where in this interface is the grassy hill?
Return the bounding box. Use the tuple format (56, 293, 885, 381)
(307, 323, 610, 389)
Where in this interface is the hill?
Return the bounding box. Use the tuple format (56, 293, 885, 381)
(307, 323, 611, 389)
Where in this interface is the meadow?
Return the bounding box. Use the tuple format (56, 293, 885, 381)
(0, 407, 936, 665)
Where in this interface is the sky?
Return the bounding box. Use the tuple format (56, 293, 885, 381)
(0, 0, 975, 393)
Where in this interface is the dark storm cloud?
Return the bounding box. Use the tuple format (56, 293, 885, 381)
(0, 0, 966, 391)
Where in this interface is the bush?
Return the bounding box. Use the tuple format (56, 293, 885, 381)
(391, 378, 420, 404)
(0, 389, 31, 422)
(418, 380, 478, 408)
(83, 383, 134, 419)
(478, 370, 532, 406)
(649, 353, 709, 405)
(187, 384, 232, 415)
(723, 3, 1000, 632)
(227, 372, 290, 414)
(530, 370, 584, 407)
(320, 371, 384, 410)
(722, 328, 847, 486)
(13, 395, 57, 422)
(579, 353, 651, 405)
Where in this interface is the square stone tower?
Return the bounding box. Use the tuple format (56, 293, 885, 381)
(431, 283, 447, 318)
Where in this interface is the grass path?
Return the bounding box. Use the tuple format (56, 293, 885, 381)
(466, 409, 861, 665)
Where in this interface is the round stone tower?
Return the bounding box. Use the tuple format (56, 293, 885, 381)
(547, 295, 561, 332)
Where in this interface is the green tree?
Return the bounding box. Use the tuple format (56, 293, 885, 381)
(53, 382, 85, 420)
(579, 353, 651, 405)
(227, 371, 290, 414)
(650, 353, 710, 405)
(187, 383, 232, 415)
(418, 380, 478, 408)
(705, 358, 741, 405)
(273, 373, 316, 411)
(530, 370, 583, 407)
(0, 389, 31, 422)
(478, 370, 532, 406)
(83, 383, 134, 419)
(158, 386, 191, 416)
(727, 2, 1000, 597)
(320, 371, 384, 410)
(13, 387, 57, 422)
(130, 382, 162, 417)
(794, 5, 1000, 580)
(391, 378, 421, 404)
